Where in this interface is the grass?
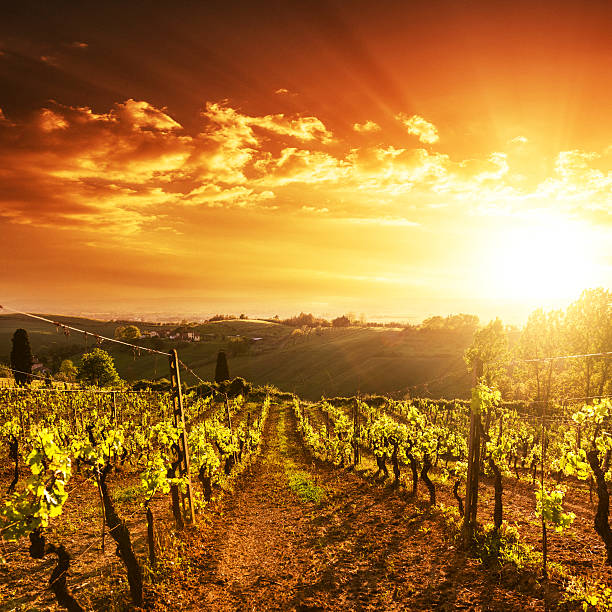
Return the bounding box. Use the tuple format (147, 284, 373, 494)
(111, 483, 145, 503)
(276, 402, 325, 504)
(287, 471, 325, 504)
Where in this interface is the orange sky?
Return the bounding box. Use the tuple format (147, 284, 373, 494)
(0, 1, 610, 324)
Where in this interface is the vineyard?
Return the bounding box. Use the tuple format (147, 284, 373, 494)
(2, 376, 612, 610)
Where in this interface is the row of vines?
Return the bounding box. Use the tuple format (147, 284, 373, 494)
(293, 389, 612, 580)
(0, 387, 270, 610)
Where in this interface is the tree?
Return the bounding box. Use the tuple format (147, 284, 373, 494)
(332, 315, 351, 328)
(514, 308, 566, 401)
(464, 318, 510, 389)
(58, 359, 78, 381)
(10, 328, 33, 386)
(115, 325, 141, 340)
(77, 349, 120, 387)
(565, 288, 612, 399)
(215, 351, 229, 383)
(421, 313, 479, 333)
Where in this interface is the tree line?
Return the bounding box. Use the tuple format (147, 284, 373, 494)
(465, 288, 611, 402)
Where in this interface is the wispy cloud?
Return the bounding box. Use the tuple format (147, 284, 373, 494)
(353, 120, 380, 133)
(396, 113, 439, 144)
(40, 55, 59, 66)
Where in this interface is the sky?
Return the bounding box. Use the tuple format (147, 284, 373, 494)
(1, 0, 610, 324)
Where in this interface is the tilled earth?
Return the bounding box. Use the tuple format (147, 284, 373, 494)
(152, 403, 579, 611)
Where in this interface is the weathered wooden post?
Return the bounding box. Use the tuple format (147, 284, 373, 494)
(169, 349, 195, 525)
(246, 411, 252, 451)
(463, 358, 483, 547)
(353, 400, 360, 466)
(225, 394, 238, 466)
(225, 394, 233, 431)
(541, 360, 554, 580)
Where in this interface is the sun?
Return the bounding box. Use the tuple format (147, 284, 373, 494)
(484, 215, 602, 304)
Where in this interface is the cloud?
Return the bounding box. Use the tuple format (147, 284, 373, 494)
(0, 101, 191, 232)
(353, 120, 380, 133)
(396, 113, 439, 144)
(40, 55, 59, 66)
(116, 99, 183, 131)
(0, 100, 338, 233)
(185, 184, 275, 208)
(68, 41, 88, 49)
(38, 109, 69, 131)
(202, 102, 333, 144)
(259, 148, 349, 186)
(534, 150, 612, 213)
(345, 216, 420, 227)
(0, 99, 609, 240)
(301, 205, 329, 214)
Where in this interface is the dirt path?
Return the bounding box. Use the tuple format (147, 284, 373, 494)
(153, 402, 575, 611)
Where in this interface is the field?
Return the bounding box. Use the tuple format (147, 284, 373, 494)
(0, 314, 473, 399)
(2, 386, 612, 611)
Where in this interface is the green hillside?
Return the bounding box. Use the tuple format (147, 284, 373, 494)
(0, 314, 472, 400)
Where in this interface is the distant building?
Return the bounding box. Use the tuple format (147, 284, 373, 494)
(168, 331, 201, 342)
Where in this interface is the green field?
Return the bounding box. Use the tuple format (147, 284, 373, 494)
(0, 314, 472, 399)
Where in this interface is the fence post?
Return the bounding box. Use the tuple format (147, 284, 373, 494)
(224, 394, 238, 465)
(541, 359, 553, 580)
(464, 358, 483, 548)
(169, 349, 195, 525)
(353, 400, 360, 466)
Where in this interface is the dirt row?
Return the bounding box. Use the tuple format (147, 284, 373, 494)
(152, 401, 579, 611)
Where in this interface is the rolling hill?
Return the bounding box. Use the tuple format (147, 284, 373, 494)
(0, 314, 473, 400)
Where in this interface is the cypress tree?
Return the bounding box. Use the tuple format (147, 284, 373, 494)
(215, 350, 229, 383)
(10, 328, 33, 386)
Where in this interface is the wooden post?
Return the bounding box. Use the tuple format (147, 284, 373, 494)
(246, 410, 252, 453)
(225, 395, 233, 431)
(225, 394, 238, 465)
(464, 358, 483, 548)
(111, 391, 117, 423)
(541, 360, 553, 580)
(541, 417, 548, 579)
(353, 401, 360, 466)
(169, 349, 195, 525)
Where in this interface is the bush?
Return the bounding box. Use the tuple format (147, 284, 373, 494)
(193, 377, 252, 400)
